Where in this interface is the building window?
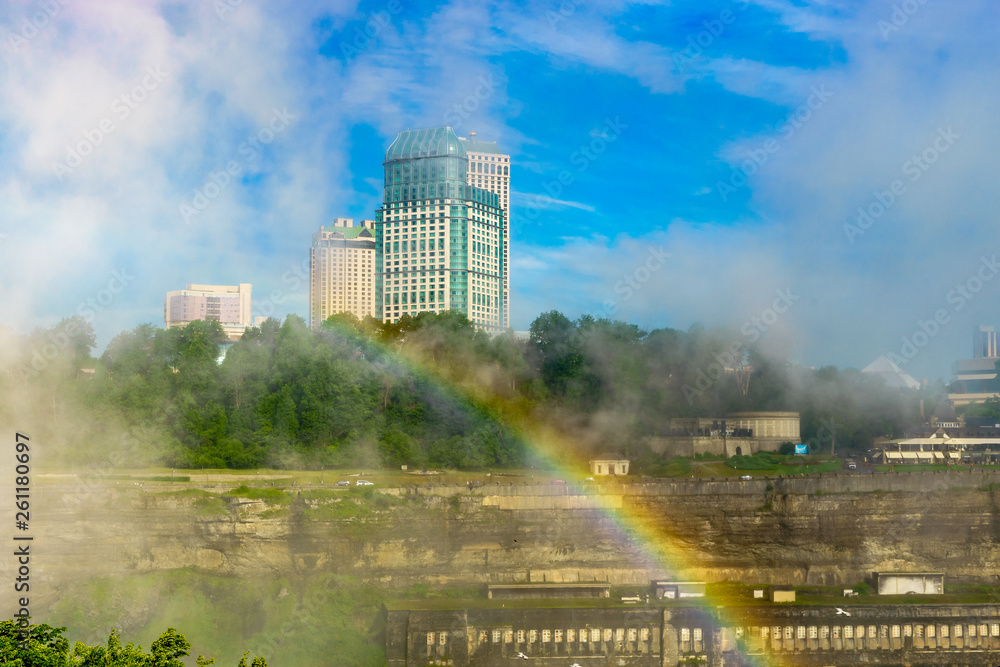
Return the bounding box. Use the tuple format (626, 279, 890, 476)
(681, 629, 690, 642)
(591, 629, 601, 642)
(628, 628, 637, 642)
(492, 630, 501, 643)
(784, 627, 793, 640)
(554, 629, 562, 643)
(542, 630, 550, 642)
(567, 629, 576, 643)
(528, 630, 536, 643)
(891, 625, 900, 638)
(832, 626, 840, 639)
(516, 630, 525, 643)
(808, 626, 817, 639)
(844, 626, 853, 639)
(615, 629, 624, 642)
(820, 626, 829, 639)
(439, 633, 447, 646)
(504, 630, 513, 643)
(427, 632, 435, 645)
(797, 626, 806, 640)
(640, 628, 649, 642)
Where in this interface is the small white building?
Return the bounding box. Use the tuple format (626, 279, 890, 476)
(589, 453, 630, 476)
(652, 581, 706, 600)
(876, 572, 943, 595)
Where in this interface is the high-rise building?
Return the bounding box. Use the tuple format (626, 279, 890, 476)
(375, 126, 506, 333)
(164, 283, 252, 340)
(974, 325, 997, 359)
(309, 218, 376, 327)
(459, 131, 510, 328)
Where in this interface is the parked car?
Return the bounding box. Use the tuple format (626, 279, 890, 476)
(335, 480, 350, 487)
(740, 475, 752, 481)
(356, 480, 374, 486)
(552, 479, 565, 484)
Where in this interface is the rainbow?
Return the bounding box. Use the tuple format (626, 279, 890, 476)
(315, 318, 782, 665)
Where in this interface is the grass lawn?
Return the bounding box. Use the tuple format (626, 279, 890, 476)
(692, 456, 842, 478)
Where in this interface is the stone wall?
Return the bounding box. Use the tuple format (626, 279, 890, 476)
(14, 470, 1000, 617)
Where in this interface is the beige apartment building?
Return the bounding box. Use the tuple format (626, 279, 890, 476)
(460, 131, 510, 329)
(164, 283, 252, 340)
(309, 218, 376, 327)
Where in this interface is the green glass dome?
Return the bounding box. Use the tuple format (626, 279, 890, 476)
(384, 127, 467, 162)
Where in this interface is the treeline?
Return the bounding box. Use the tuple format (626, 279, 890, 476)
(0, 310, 936, 470)
(0, 621, 266, 666)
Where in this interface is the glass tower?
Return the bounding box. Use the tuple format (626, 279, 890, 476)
(376, 127, 506, 333)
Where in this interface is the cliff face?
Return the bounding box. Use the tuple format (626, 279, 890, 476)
(16, 473, 1000, 613)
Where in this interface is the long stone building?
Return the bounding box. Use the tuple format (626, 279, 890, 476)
(386, 602, 1000, 666)
(648, 411, 801, 458)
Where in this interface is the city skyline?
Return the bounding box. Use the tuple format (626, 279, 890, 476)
(2, 1, 1000, 381)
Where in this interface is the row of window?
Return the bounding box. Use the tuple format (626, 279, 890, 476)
(428, 627, 651, 646)
(746, 623, 1000, 641)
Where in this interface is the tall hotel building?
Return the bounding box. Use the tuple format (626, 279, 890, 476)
(375, 126, 507, 333)
(308, 218, 376, 327)
(459, 131, 510, 328)
(164, 283, 252, 340)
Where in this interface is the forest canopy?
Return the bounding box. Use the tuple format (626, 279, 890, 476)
(0, 310, 934, 470)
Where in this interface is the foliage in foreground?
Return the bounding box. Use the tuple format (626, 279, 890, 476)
(0, 620, 266, 666)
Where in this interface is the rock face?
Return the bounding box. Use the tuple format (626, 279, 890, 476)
(14, 472, 1000, 612)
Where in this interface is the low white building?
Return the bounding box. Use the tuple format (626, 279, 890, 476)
(589, 453, 629, 476)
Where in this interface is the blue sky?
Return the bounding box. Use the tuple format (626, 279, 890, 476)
(1, 0, 999, 381)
